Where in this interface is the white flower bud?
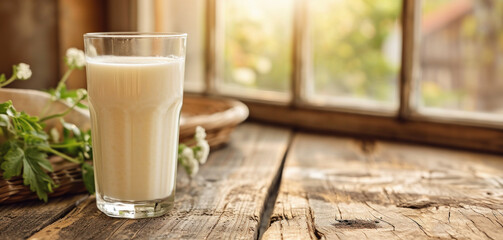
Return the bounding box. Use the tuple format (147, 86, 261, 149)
(76, 89, 88, 99)
(181, 147, 199, 177)
(182, 147, 194, 160)
(66, 48, 86, 69)
(195, 140, 210, 164)
(16, 63, 32, 80)
(188, 158, 199, 177)
(195, 126, 206, 142)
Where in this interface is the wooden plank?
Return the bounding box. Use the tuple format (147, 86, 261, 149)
(57, 0, 106, 89)
(204, 0, 217, 94)
(245, 101, 503, 154)
(291, 0, 309, 106)
(29, 123, 292, 239)
(0, 0, 60, 90)
(263, 132, 503, 239)
(398, 0, 419, 118)
(0, 194, 88, 240)
(105, 0, 137, 31)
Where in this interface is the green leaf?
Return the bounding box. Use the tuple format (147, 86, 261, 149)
(22, 147, 56, 202)
(60, 138, 80, 156)
(0, 114, 10, 128)
(0, 98, 97, 202)
(0, 141, 55, 202)
(0, 142, 24, 179)
(81, 162, 95, 194)
(60, 88, 78, 99)
(0, 101, 56, 201)
(26, 147, 53, 172)
(76, 102, 88, 109)
(0, 74, 6, 83)
(0, 101, 13, 114)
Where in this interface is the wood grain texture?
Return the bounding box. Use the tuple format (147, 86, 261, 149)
(0, 0, 60, 90)
(246, 101, 503, 154)
(58, 0, 105, 89)
(29, 123, 292, 240)
(398, 0, 418, 118)
(263, 132, 503, 239)
(0, 194, 88, 240)
(105, 0, 137, 31)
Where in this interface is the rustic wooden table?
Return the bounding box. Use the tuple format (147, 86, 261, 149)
(1, 123, 502, 239)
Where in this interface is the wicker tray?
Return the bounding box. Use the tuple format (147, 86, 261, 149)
(0, 89, 248, 204)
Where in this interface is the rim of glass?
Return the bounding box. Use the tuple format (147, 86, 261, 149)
(84, 32, 187, 38)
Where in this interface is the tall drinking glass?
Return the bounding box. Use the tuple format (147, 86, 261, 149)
(83, 33, 187, 218)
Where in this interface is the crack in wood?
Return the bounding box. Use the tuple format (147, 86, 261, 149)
(34, 195, 90, 237)
(448, 207, 451, 223)
(105, 221, 128, 240)
(204, 201, 230, 239)
(382, 187, 392, 203)
(459, 209, 496, 240)
(365, 207, 396, 231)
(405, 215, 431, 237)
(0, 194, 89, 239)
(307, 207, 323, 240)
(491, 211, 503, 228)
(447, 232, 459, 240)
(470, 206, 498, 226)
(257, 130, 294, 240)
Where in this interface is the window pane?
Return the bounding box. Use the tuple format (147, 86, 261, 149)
(218, 0, 293, 100)
(306, 0, 402, 111)
(418, 0, 503, 117)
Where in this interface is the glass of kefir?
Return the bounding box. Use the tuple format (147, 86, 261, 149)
(84, 32, 187, 218)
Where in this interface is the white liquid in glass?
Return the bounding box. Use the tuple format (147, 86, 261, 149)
(86, 56, 184, 201)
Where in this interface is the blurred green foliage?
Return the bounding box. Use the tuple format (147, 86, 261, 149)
(311, 0, 401, 103)
(223, 0, 401, 104)
(223, 0, 292, 92)
(222, 0, 503, 114)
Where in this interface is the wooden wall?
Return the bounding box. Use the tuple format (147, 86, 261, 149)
(58, 0, 106, 89)
(0, 0, 60, 90)
(0, 0, 136, 90)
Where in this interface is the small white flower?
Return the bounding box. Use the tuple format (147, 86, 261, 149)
(66, 48, 86, 68)
(76, 89, 88, 99)
(49, 128, 60, 143)
(16, 63, 32, 80)
(195, 140, 210, 164)
(181, 147, 199, 177)
(188, 157, 199, 177)
(195, 126, 206, 142)
(182, 147, 194, 160)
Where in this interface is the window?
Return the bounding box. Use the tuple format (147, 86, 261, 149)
(217, 0, 293, 101)
(416, 0, 503, 124)
(305, 0, 402, 112)
(145, 0, 503, 153)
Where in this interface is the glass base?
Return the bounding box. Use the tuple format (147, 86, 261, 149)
(96, 192, 174, 219)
